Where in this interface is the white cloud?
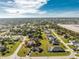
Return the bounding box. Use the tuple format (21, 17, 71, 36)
(1, 0, 79, 18)
(46, 11, 79, 17)
(5, 0, 48, 14)
(5, 8, 39, 14)
(1, 11, 79, 18)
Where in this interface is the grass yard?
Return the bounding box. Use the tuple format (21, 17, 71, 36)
(17, 37, 30, 57)
(17, 44, 30, 57)
(75, 53, 79, 57)
(1, 40, 21, 56)
(68, 45, 76, 49)
(41, 32, 47, 39)
(59, 35, 69, 43)
(60, 43, 67, 49)
(75, 50, 79, 57)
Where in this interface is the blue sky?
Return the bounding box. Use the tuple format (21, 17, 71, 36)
(41, 0, 79, 11)
(0, 0, 79, 18)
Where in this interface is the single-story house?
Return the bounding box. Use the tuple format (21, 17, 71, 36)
(51, 40, 60, 45)
(27, 41, 35, 48)
(69, 40, 79, 46)
(0, 44, 6, 52)
(47, 35, 56, 41)
(48, 46, 65, 52)
(32, 47, 43, 53)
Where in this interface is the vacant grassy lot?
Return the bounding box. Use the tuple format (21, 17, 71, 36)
(17, 44, 29, 57)
(17, 37, 30, 57)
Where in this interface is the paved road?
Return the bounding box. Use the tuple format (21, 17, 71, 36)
(12, 36, 26, 56)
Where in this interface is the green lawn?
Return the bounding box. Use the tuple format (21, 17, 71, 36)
(75, 54, 79, 57)
(59, 35, 69, 43)
(17, 44, 29, 57)
(68, 45, 76, 49)
(17, 37, 30, 57)
(1, 40, 21, 56)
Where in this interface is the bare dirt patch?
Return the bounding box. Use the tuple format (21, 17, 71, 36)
(58, 24, 79, 33)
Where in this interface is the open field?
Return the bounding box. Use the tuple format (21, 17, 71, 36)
(58, 24, 79, 33)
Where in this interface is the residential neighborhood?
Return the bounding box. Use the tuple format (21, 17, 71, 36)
(0, 18, 79, 59)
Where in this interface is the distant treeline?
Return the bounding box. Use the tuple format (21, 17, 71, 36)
(0, 18, 79, 25)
